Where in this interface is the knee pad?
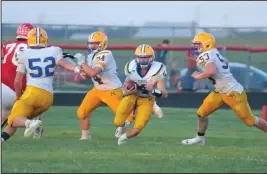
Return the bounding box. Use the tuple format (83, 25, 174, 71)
(197, 108, 205, 118)
(7, 116, 14, 127)
(77, 108, 87, 119)
(133, 124, 144, 131)
(133, 120, 148, 130)
(114, 117, 125, 127)
(242, 116, 256, 127)
(197, 114, 208, 120)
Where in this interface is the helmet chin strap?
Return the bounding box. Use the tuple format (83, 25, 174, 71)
(136, 57, 153, 68)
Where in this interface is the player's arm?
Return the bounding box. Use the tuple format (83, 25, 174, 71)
(58, 59, 80, 73)
(122, 77, 137, 97)
(192, 62, 216, 80)
(15, 61, 26, 100)
(146, 64, 167, 94)
(75, 53, 104, 77)
(1, 44, 5, 63)
(122, 61, 138, 96)
(54, 47, 80, 73)
(81, 64, 102, 77)
(154, 79, 168, 98)
(154, 65, 168, 98)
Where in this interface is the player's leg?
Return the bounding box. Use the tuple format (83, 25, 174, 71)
(1, 83, 16, 126)
(115, 110, 135, 138)
(100, 88, 135, 137)
(0, 83, 44, 139)
(118, 96, 154, 145)
(222, 90, 267, 132)
(13, 86, 53, 138)
(153, 100, 163, 118)
(114, 95, 138, 135)
(124, 112, 135, 128)
(182, 91, 224, 145)
(1, 87, 42, 142)
(77, 88, 102, 140)
(2, 100, 33, 142)
(26, 102, 52, 138)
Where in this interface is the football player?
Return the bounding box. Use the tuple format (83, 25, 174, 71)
(1, 27, 82, 143)
(1, 23, 44, 139)
(182, 32, 267, 145)
(114, 44, 168, 145)
(74, 32, 164, 140)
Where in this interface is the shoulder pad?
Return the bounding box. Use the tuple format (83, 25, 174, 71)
(50, 46, 62, 50)
(152, 62, 167, 77)
(95, 50, 111, 56)
(124, 59, 136, 75)
(128, 59, 137, 71)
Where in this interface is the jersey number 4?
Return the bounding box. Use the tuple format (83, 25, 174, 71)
(29, 57, 56, 77)
(93, 76, 103, 85)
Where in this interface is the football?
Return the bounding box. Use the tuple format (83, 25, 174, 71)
(125, 80, 137, 90)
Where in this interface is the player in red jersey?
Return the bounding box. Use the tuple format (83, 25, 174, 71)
(1, 23, 43, 139)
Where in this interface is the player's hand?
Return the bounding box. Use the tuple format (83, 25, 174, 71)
(74, 53, 86, 66)
(191, 71, 201, 80)
(122, 85, 137, 97)
(74, 66, 82, 73)
(79, 70, 87, 79)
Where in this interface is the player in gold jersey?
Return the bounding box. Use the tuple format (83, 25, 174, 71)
(182, 32, 267, 145)
(114, 44, 168, 145)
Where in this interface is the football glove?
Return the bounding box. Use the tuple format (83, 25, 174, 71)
(74, 53, 86, 66)
(63, 52, 75, 59)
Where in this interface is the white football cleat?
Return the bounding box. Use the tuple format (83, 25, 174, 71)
(32, 126, 44, 139)
(24, 120, 43, 137)
(115, 127, 125, 138)
(79, 134, 92, 140)
(117, 136, 127, 145)
(153, 103, 163, 118)
(181, 136, 206, 145)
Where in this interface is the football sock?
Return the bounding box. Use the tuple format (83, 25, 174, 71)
(197, 132, 205, 136)
(82, 130, 89, 137)
(123, 121, 131, 128)
(1, 132, 10, 142)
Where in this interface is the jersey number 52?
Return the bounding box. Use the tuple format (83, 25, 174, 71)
(28, 56, 56, 77)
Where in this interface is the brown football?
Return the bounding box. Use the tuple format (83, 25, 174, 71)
(125, 81, 137, 90)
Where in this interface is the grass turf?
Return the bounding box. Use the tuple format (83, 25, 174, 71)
(2, 106, 267, 173)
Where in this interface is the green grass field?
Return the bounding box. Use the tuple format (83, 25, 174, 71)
(2, 106, 267, 173)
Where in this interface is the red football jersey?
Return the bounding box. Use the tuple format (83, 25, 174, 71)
(2, 40, 28, 91)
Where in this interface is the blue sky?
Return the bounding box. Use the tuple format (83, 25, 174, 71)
(2, 1, 267, 27)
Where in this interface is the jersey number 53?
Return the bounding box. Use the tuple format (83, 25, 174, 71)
(28, 56, 56, 77)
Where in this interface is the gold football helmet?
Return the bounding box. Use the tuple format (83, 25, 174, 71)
(88, 31, 108, 52)
(27, 27, 48, 47)
(191, 32, 215, 56)
(135, 44, 155, 68)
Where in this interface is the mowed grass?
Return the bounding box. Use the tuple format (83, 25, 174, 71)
(2, 106, 267, 173)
